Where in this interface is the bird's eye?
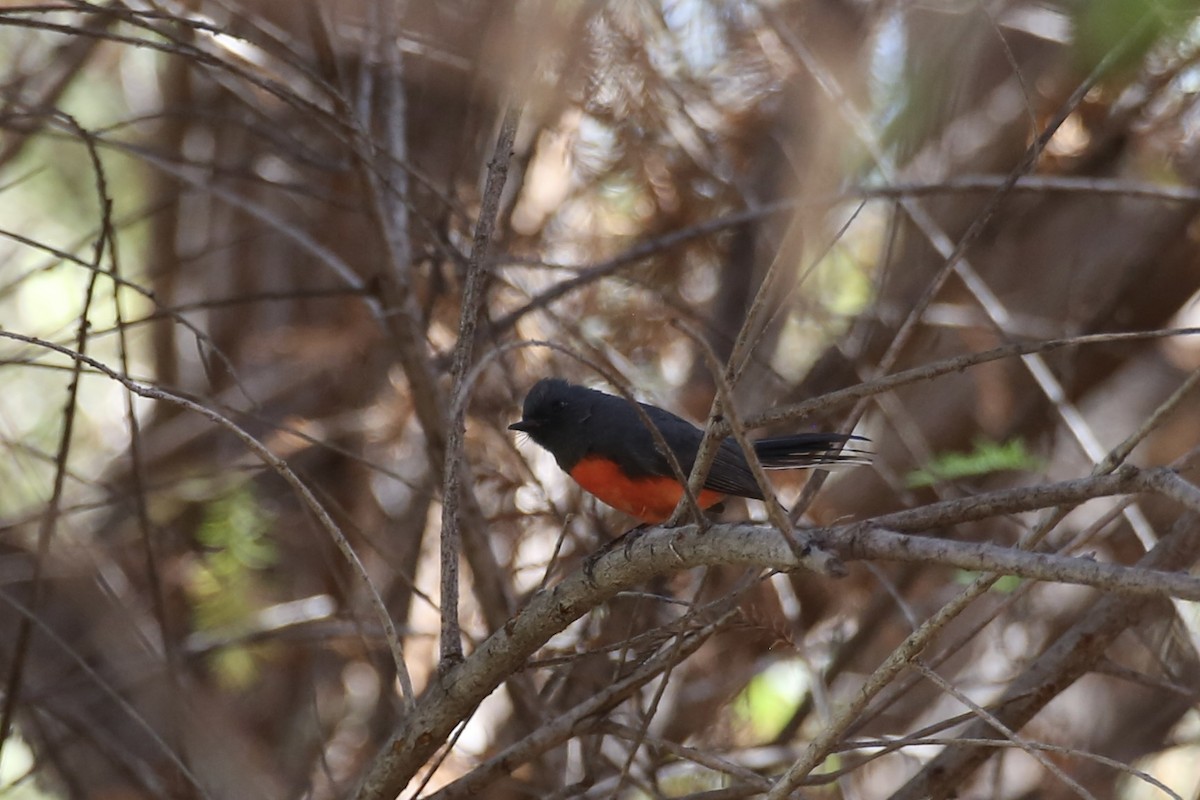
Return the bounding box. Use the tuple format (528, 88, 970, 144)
(553, 399, 567, 411)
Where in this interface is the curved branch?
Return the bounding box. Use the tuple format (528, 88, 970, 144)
(354, 465, 1200, 799)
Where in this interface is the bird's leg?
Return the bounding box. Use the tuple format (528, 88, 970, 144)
(582, 546, 604, 584)
(621, 522, 652, 560)
(583, 522, 653, 581)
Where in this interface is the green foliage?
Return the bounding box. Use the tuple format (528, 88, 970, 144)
(187, 483, 278, 689)
(954, 572, 1023, 594)
(906, 438, 1041, 488)
(733, 660, 807, 742)
(657, 769, 727, 797)
(1073, 0, 1200, 79)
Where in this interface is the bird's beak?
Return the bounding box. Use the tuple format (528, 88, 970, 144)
(508, 420, 534, 432)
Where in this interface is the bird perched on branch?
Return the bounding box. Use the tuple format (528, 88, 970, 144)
(510, 378, 870, 523)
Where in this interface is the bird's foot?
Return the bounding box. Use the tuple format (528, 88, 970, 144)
(622, 522, 652, 560)
(583, 523, 651, 582)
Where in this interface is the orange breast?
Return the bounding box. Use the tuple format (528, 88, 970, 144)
(568, 456, 725, 523)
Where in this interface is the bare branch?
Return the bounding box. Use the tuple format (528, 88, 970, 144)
(354, 463, 1200, 799)
(890, 513, 1200, 800)
(425, 608, 735, 800)
(439, 103, 523, 665)
(0, 330, 416, 708)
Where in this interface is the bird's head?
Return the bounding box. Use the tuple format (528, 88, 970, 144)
(509, 378, 595, 467)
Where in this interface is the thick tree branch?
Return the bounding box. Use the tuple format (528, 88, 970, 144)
(424, 608, 736, 800)
(890, 512, 1200, 800)
(821, 526, 1200, 601)
(354, 465, 1200, 799)
(352, 524, 845, 800)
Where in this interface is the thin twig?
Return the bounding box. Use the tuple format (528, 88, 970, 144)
(889, 512, 1200, 800)
(353, 463, 1200, 799)
(742, 329, 1200, 432)
(0, 111, 107, 764)
(426, 608, 735, 800)
(0, 330, 417, 709)
(0, 588, 213, 799)
(910, 660, 1097, 800)
(438, 102, 523, 665)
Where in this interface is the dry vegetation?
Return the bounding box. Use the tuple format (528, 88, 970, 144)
(3, 1, 1200, 799)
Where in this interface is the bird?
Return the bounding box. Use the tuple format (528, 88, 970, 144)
(509, 378, 870, 524)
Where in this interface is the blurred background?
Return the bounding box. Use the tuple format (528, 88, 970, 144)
(2, 1, 1200, 798)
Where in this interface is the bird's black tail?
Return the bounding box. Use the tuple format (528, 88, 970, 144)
(752, 433, 872, 469)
